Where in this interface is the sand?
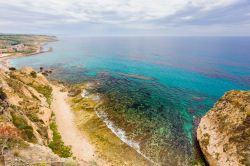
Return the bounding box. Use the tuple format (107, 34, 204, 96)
(51, 85, 104, 165)
(0, 57, 10, 72)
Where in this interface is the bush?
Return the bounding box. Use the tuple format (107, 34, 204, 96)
(201, 133, 210, 149)
(0, 87, 7, 100)
(26, 112, 40, 122)
(30, 71, 37, 78)
(39, 67, 44, 72)
(9, 67, 16, 71)
(48, 121, 72, 158)
(11, 113, 35, 142)
(0, 137, 28, 151)
(33, 85, 52, 106)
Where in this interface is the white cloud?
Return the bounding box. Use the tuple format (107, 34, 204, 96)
(0, 0, 242, 24)
(181, 16, 193, 20)
(0, 0, 249, 35)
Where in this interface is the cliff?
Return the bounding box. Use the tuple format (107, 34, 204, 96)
(0, 67, 74, 165)
(197, 90, 250, 166)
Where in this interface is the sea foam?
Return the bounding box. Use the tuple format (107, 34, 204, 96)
(82, 89, 157, 165)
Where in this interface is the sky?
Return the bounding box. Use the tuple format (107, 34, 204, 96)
(0, 0, 250, 36)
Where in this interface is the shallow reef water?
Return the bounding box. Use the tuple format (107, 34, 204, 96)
(11, 36, 250, 165)
(47, 66, 213, 165)
(93, 72, 211, 165)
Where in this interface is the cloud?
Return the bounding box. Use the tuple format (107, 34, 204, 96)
(0, 0, 249, 35)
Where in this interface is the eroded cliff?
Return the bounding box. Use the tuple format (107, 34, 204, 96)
(197, 90, 250, 166)
(0, 67, 73, 165)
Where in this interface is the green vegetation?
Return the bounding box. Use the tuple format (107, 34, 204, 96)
(0, 137, 28, 151)
(30, 71, 37, 78)
(11, 113, 35, 142)
(189, 159, 206, 166)
(37, 125, 48, 139)
(20, 49, 35, 54)
(6, 77, 22, 92)
(0, 35, 26, 45)
(48, 121, 72, 158)
(33, 85, 52, 106)
(247, 110, 250, 117)
(26, 112, 40, 122)
(201, 133, 210, 149)
(63, 161, 78, 166)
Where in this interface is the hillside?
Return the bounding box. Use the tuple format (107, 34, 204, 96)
(0, 67, 74, 165)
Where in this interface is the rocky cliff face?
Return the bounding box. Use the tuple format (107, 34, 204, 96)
(0, 67, 73, 165)
(197, 90, 250, 166)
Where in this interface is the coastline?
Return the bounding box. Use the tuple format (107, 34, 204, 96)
(0, 56, 10, 71)
(67, 83, 151, 165)
(52, 82, 151, 165)
(51, 84, 109, 165)
(1, 38, 151, 165)
(0, 35, 55, 71)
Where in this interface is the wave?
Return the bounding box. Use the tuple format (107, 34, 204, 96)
(95, 110, 140, 150)
(95, 110, 157, 165)
(81, 88, 157, 165)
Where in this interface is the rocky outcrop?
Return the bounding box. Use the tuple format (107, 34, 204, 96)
(0, 67, 74, 165)
(197, 90, 250, 166)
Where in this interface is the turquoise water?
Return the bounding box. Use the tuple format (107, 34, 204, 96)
(11, 36, 250, 165)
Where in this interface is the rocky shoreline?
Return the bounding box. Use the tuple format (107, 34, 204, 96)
(0, 67, 76, 165)
(1, 35, 249, 166)
(197, 90, 250, 166)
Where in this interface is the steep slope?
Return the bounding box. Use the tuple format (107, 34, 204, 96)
(197, 90, 250, 166)
(0, 67, 74, 165)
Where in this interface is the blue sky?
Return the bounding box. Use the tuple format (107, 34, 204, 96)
(0, 0, 250, 36)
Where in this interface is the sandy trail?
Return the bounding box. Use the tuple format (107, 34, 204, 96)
(51, 85, 98, 165)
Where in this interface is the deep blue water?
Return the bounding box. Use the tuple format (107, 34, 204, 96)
(10, 36, 250, 165)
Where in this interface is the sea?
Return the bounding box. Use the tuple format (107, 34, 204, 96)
(10, 36, 250, 165)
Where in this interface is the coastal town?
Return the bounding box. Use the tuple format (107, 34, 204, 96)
(0, 35, 56, 58)
(0, 43, 29, 57)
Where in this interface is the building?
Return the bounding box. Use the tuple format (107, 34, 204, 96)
(0, 49, 7, 57)
(0, 49, 7, 53)
(11, 44, 25, 51)
(7, 47, 15, 53)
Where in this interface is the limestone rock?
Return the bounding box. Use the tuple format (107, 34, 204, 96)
(197, 90, 250, 166)
(0, 68, 75, 165)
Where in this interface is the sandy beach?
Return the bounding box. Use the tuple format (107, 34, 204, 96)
(0, 36, 150, 165)
(51, 85, 107, 165)
(0, 57, 10, 71)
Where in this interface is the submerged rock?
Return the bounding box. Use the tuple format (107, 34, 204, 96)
(68, 89, 81, 97)
(197, 90, 250, 166)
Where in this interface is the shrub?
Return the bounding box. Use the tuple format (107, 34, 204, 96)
(30, 71, 37, 78)
(0, 137, 28, 151)
(0, 87, 7, 100)
(42, 72, 48, 76)
(26, 112, 40, 122)
(33, 85, 52, 106)
(9, 67, 16, 71)
(13, 150, 20, 157)
(201, 133, 210, 149)
(39, 67, 44, 72)
(48, 121, 72, 158)
(11, 113, 35, 142)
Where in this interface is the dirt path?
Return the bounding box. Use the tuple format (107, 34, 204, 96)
(51, 85, 100, 165)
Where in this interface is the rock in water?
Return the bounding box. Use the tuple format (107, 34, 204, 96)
(197, 90, 250, 166)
